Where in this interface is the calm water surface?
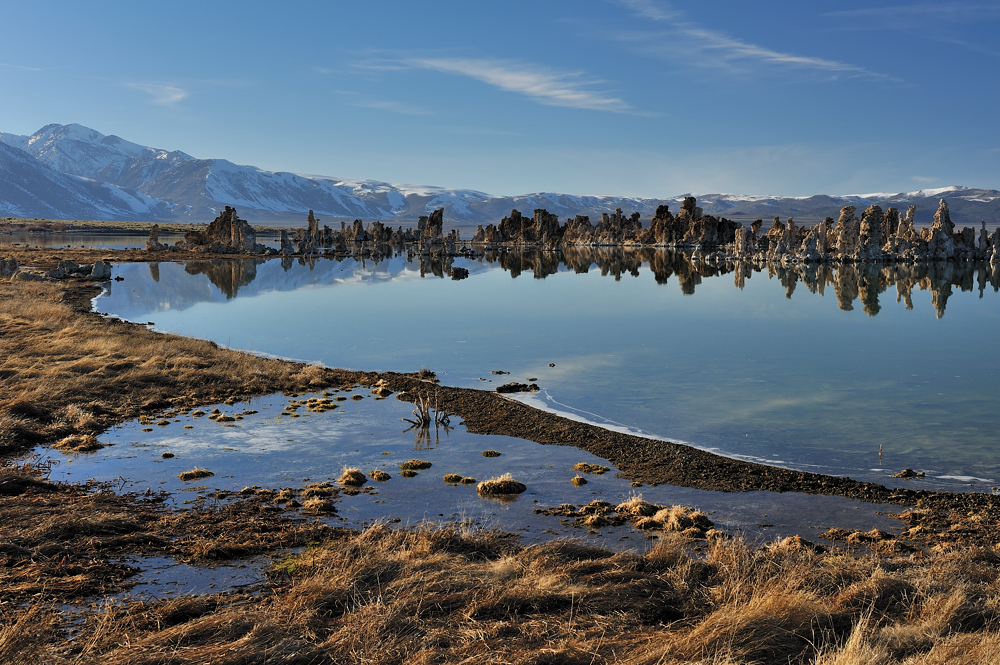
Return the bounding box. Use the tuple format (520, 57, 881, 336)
(96, 252, 1000, 491)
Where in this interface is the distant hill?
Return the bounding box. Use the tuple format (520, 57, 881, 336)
(1, 123, 997, 231)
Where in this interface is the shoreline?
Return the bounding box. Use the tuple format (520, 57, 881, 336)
(1, 253, 998, 548)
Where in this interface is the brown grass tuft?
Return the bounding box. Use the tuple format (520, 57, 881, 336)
(477, 473, 527, 496)
(443, 473, 463, 484)
(572, 462, 610, 474)
(399, 459, 432, 471)
(52, 433, 104, 452)
(178, 467, 213, 482)
(368, 469, 391, 482)
(337, 468, 367, 487)
(481, 449, 502, 457)
(616, 493, 657, 517)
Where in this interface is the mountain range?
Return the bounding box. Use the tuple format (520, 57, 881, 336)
(1, 123, 998, 231)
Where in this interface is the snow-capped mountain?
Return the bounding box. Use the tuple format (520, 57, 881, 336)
(0, 140, 167, 220)
(1, 123, 998, 228)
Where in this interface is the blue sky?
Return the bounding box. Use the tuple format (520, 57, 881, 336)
(3, 0, 999, 197)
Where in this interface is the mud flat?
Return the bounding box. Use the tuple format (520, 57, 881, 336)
(3, 256, 1000, 663)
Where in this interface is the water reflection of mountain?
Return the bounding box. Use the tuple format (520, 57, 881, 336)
(109, 249, 999, 319)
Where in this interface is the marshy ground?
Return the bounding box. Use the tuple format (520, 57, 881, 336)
(3, 248, 1000, 663)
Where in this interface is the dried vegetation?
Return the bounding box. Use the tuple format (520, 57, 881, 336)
(0, 279, 363, 455)
(3, 521, 1000, 664)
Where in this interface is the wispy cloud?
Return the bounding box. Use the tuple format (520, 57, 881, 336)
(363, 57, 633, 113)
(615, 0, 898, 81)
(352, 99, 432, 115)
(911, 175, 939, 183)
(0, 62, 44, 71)
(824, 3, 1000, 21)
(125, 83, 188, 105)
(823, 3, 1000, 57)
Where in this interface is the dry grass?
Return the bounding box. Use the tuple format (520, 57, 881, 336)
(4, 524, 1000, 664)
(398, 459, 432, 471)
(177, 467, 213, 482)
(338, 467, 367, 487)
(0, 279, 363, 455)
(482, 449, 502, 457)
(443, 473, 464, 484)
(368, 469, 391, 482)
(477, 472, 527, 496)
(571, 474, 588, 486)
(572, 462, 610, 474)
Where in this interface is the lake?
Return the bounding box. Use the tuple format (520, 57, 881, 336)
(94, 249, 1000, 493)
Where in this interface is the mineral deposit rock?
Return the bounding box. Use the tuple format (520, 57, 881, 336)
(210, 207, 258, 252)
(423, 208, 444, 239)
(834, 206, 860, 257)
(926, 200, 956, 260)
(279, 230, 294, 256)
(641, 204, 676, 245)
(732, 225, 752, 259)
(146, 223, 168, 251)
(798, 227, 821, 262)
(932, 199, 955, 235)
(0, 257, 18, 278)
(881, 207, 900, 244)
(307, 210, 320, 242)
(898, 206, 917, 239)
(90, 260, 112, 280)
(175, 206, 264, 253)
(561, 215, 595, 245)
(857, 205, 884, 262)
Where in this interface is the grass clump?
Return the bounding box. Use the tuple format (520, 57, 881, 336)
(399, 459, 432, 471)
(571, 475, 588, 486)
(477, 473, 527, 496)
(460, 477, 476, 485)
(301, 496, 336, 514)
(443, 473, 463, 484)
(616, 493, 657, 517)
(482, 449, 502, 457)
(337, 468, 367, 487)
(178, 468, 213, 482)
(572, 462, 610, 474)
(301, 482, 335, 498)
(400, 469, 418, 478)
(52, 434, 103, 452)
(368, 469, 391, 482)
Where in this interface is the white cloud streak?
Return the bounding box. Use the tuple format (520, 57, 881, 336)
(616, 0, 898, 81)
(126, 83, 189, 105)
(399, 57, 633, 113)
(824, 3, 1000, 21)
(0, 62, 44, 71)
